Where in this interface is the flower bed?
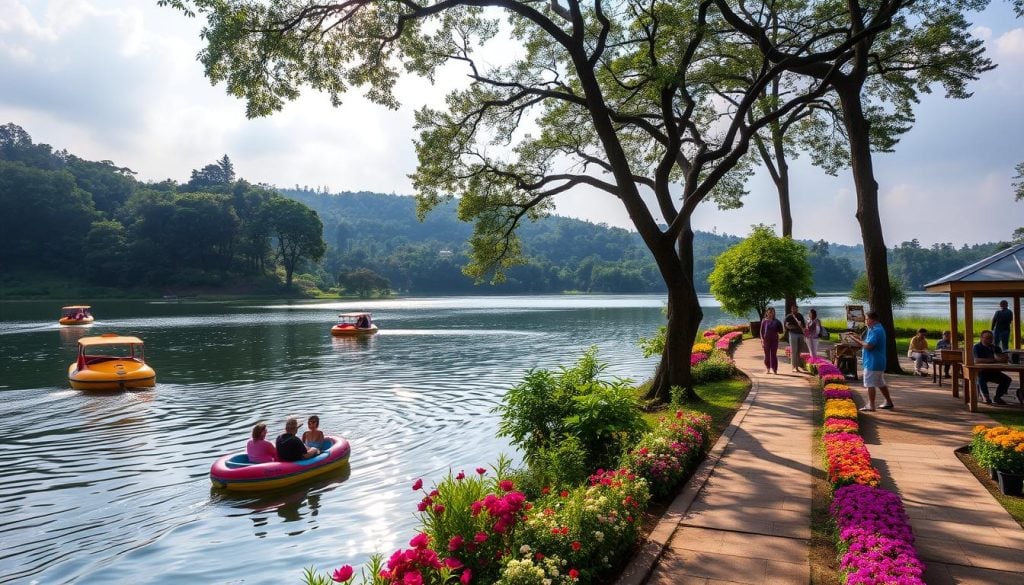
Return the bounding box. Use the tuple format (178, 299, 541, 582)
(810, 358, 925, 584)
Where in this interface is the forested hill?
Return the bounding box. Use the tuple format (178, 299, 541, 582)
(0, 120, 1003, 298)
(281, 187, 862, 293)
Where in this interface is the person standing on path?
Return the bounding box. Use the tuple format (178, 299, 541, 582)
(991, 300, 1013, 351)
(784, 304, 807, 372)
(850, 310, 894, 411)
(760, 307, 784, 374)
(804, 308, 822, 360)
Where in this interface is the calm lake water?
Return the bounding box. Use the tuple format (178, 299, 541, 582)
(0, 293, 977, 583)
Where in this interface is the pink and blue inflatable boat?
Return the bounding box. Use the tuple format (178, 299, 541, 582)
(210, 436, 351, 491)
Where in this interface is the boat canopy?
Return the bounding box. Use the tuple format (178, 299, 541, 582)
(338, 312, 371, 318)
(79, 335, 144, 347)
(62, 305, 92, 310)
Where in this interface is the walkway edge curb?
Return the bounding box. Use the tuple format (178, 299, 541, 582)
(614, 359, 761, 585)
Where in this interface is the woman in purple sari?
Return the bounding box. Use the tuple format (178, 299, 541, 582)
(760, 307, 784, 374)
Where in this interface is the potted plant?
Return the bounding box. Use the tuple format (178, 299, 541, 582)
(974, 425, 1024, 495)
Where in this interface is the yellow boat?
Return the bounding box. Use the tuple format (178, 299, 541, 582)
(331, 312, 379, 336)
(68, 334, 156, 391)
(59, 305, 94, 326)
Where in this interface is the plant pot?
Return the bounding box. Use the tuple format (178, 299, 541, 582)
(996, 470, 1024, 496)
(990, 467, 1000, 481)
(750, 321, 761, 339)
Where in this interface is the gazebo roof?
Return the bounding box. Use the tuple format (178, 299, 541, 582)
(924, 243, 1024, 295)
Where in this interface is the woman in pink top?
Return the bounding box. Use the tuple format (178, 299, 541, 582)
(246, 422, 277, 463)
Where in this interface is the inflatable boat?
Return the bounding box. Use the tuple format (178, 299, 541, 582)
(210, 436, 351, 491)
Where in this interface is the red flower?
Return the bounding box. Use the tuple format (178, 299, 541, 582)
(433, 504, 446, 514)
(476, 467, 487, 475)
(460, 569, 473, 584)
(535, 552, 544, 561)
(456, 471, 465, 480)
(541, 486, 551, 495)
(412, 478, 423, 491)
(331, 565, 354, 583)
(560, 490, 569, 498)
(571, 541, 581, 551)
(569, 569, 579, 579)
(474, 531, 488, 543)
(499, 479, 514, 492)
(448, 535, 464, 551)
(409, 532, 430, 549)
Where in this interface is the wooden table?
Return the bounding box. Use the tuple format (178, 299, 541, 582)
(961, 363, 1024, 411)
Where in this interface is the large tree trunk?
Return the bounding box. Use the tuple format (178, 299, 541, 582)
(838, 87, 901, 374)
(774, 146, 796, 314)
(645, 222, 704, 403)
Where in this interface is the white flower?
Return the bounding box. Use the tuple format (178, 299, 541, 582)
(593, 531, 604, 542)
(550, 569, 559, 577)
(520, 544, 531, 554)
(543, 580, 551, 585)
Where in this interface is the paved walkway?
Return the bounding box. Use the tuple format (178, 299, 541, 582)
(635, 341, 816, 584)
(860, 355, 1024, 584)
(618, 341, 1024, 585)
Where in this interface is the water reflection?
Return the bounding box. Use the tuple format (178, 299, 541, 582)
(214, 463, 352, 538)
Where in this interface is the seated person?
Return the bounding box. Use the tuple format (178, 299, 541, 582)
(935, 330, 953, 378)
(973, 330, 1011, 405)
(356, 315, 370, 328)
(276, 417, 320, 461)
(302, 415, 325, 450)
(907, 328, 930, 376)
(246, 422, 277, 463)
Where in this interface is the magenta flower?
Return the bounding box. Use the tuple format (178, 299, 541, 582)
(412, 478, 423, 491)
(499, 479, 514, 492)
(473, 531, 488, 543)
(448, 535, 464, 551)
(475, 467, 486, 475)
(456, 471, 465, 480)
(409, 532, 430, 549)
(331, 565, 354, 583)
(443, 557, 463, 569)
(460, 569, 473, 584)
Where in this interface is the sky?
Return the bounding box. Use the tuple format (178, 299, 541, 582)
(1, 0, 1022, 248)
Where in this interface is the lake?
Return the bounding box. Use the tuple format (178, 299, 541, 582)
(0, 293, 984, 582)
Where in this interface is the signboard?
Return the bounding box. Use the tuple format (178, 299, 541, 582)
(845, 305, 865, 331)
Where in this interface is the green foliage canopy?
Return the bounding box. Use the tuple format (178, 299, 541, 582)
(709, 225, 815, 320)
(850, 271, 908, 309)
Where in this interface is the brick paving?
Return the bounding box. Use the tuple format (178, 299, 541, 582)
(617, 341, 1024, 585)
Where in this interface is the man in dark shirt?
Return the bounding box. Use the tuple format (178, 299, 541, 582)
(991, 300, 1014, 351)
(276, 417, 320, 461)
(973, 330, 1011, 405)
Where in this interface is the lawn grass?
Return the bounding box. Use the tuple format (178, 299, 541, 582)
(640, 377, 750, 445)
(986, 411, 1024, 430)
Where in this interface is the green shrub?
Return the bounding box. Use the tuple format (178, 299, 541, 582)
(496, 348, 647, 471)
(691, 351, 735, 384)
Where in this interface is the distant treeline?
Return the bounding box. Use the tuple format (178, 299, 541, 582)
(0, 122, 1005, 297)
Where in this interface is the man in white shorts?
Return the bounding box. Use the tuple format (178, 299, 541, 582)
(849, 311, 894, 411)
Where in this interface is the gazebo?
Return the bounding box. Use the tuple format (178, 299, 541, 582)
(924, 242, 1024, 410)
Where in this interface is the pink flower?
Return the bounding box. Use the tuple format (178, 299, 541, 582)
(448, 535, 464, 551)
(433, 504, 446, 514)
(403, 571, 423, 585)
(460, 569, 473, 584)
(499, 479, 514, 491)
(456, 471, 465, 480)
(331, 565, 354, 583)
(476, 467, 486, 475)
(409, 532, 429, 549)
(443, 557, 463, 569)
(412, 478, 423, 491)
(474, 531, 488, 543)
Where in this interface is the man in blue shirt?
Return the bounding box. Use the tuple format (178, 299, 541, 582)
(973, 329, 1011, 405)
(850, 310, 894, 411)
